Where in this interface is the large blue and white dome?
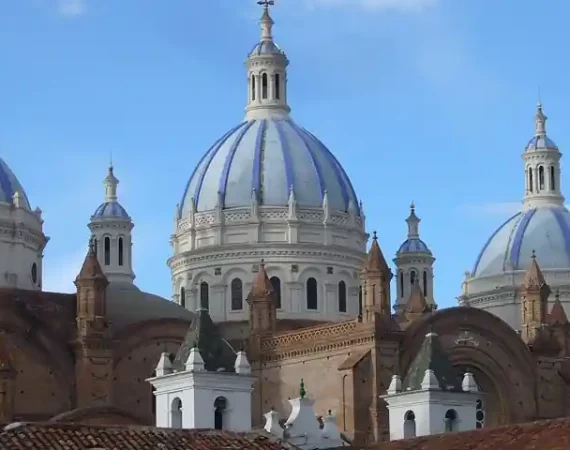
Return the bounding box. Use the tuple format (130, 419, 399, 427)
(179, 118, 360, 216)
(473, 206, 570, 278)
(0, 157, 30, 209)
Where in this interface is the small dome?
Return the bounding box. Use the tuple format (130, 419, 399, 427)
(398, 238, 431, 254)
(526, 135, 557, 151)
(473, 206, 570, 277)
(0, 157, 30, 209)
(249, 41, 284, 57)
(180, 118, 360, 215)
(92, 201, 130, 219)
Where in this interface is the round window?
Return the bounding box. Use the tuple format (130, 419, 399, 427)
(31, 263, 37, 284)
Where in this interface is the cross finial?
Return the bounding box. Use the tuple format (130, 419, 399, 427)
(257, 0, 274, 9)
(299, 379, 306, 399)
(373, 230, 378, 240)
(531, 249, 536, 259)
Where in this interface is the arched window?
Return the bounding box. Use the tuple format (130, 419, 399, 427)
(231, 278, 243, 311)
(251, 75, 256, 101)
(104, 237, 110, 266)
(306, 278, 318, 310)
(151, 385, 156, 417)
(410, 270, 416, 286)
(200, 281, 209, 310)
(358, 286, 363, 316)
(262, 73, 268, 99)
(180, 286, 186, 308)
(275, 73, 281, 100)
(551, 165, 556, 191)
(403, 410, 416, 438)
(399, 271, 404, 297)
(214, 397, 227, 430)
(171, 398, 182, 429)
(118, 237, 124, 266)
(539, 165, 545, 190)
(338, 281, 347, 313)
(270, 276, 281, 309)
(444, 409, 458, 432)
(528, 167, 534, 193)
(423, 270, 428, 294)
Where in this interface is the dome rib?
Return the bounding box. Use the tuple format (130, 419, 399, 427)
(251, 119, 267, 196)
(301, 126, 357, 213)
(551, 208, 570, 262)
(193, 122, 247, 209)
(509, 209, 536, 269)
(288, 121, 325, 200)
(472, 212, 520, 274)
(273, 119, 295, 194)
(219, 121, 256, 204)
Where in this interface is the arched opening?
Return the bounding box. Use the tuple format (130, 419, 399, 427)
(538, 165, 545, 190)
(403, 410, 416, 438)
(231, 278, 243, 311)
(31, 263, 38, 285)
(171, 398, 182, 429)
(444, 409, 458, 432)
(528, 167, 534, 193)
(214, 396, 227, 430)
(338, 281, 347, 313)
(399, 271, 404, 297)
(262, 73, 268, 99)
(306, 277, 318, 310)
(410, 270, 416, 286)
(423, 270, 428, 295)
(270, 276, 281, 309)
(358, 286, 363, 316)
(151, 385, 156, 418)
(551, 165, 556, 191)
(118, 237, 124, 266)
(104, 237, 111, 266)
(251, 75, 256, 101)
(180, 286, 186, 308)
(275, 73, 280, 100)
(200, 281, 209, 310)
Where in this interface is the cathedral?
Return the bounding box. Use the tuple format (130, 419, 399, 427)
(0, 1, 569, 445)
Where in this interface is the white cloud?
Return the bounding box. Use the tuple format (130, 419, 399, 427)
(304, 0, 438, 13)
(57, 0, 87, 17)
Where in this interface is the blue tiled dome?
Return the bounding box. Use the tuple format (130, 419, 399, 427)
(526, 135, 557, 151)
(249, 41, 283, 56)
(92, 201, 130, 219)
(180, 118, 360, 215)
(0, 157, 30, 209)
(473, 206, 570, 277)
(398, 238, 431, 254)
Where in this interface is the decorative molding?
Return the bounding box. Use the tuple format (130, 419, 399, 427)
(454, 330, 480, 348)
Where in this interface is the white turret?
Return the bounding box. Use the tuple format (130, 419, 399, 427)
(393, 203, 436, 313)
(245, 1, 290, 120)
(89, 165, 135, 284)
(523, 102, 565, 209)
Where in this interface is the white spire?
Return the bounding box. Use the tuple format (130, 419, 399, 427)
(522, 101, 565, 209)
(406, 201, 420, 238)
(104, 164, 119, 202)
(245, 1, 291, 120)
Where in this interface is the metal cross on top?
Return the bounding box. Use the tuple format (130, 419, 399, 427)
(257, 0, 275, 10)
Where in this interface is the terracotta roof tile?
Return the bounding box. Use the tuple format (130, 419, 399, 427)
(366, 232, 390, 274)
(0, 422, 298, 450)
(373, 416, 570, 450)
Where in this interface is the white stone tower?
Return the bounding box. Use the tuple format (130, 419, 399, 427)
(523, 102, 564, 209)
(393, 203, 436, 313)
(245, 0, 290, 121)
(147, 309, 254, 431)
(88, 165, 135, 284)
(382, 332, 480, 440)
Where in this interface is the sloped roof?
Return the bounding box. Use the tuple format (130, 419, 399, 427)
(0, 422, 297, 450)
(173, 308, 236, 372)
(402, 332, 461, 392)
(374, 416, 570, 450)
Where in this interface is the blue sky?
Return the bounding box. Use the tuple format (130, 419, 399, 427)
(1, 0, 569, 308)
